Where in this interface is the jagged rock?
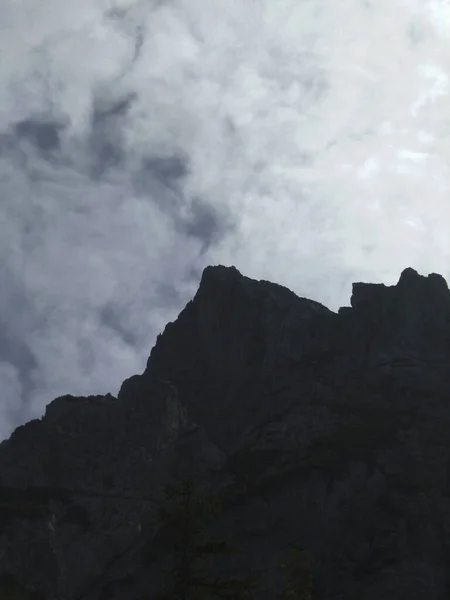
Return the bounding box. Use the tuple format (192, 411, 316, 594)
(0, 265, 450, 599)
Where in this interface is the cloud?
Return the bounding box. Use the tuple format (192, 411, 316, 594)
(0, 0, 449, 439)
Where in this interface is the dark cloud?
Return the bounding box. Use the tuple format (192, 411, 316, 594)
(0, 132, 15, 154)
(133, 154, 234, 253)
(0, 267, 39, 416)
(141, 155, 189, 188)
(152, 282, 184, 308)
(76, 338, 96, 376)
(88, 93, 137, 179)
(0, 327, 38, 388)
(13, 118, 63, 154)
(89, 139, 123, 179)
(132, 156, 187, 221)
(99, 303, 140, 348)
(92, 94, 137, 123)
(176, 198, 234, 254)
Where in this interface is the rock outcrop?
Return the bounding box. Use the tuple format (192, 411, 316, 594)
(1, 264, 450, 599)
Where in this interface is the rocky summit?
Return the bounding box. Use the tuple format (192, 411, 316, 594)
(1, 265, 450, 599)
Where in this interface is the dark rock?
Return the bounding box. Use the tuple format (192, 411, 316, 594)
(1, 265, 450, 599)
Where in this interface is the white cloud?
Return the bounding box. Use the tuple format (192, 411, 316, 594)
(0, 0, 449, 440)
(0, 362, 23, 440)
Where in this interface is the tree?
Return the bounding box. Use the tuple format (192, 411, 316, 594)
(0, 572, 45, 600)
(277, 545, 315, 600)
(144, 475, 259, 599)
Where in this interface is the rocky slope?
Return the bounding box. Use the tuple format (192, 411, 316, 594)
(1, 265, 450, 599)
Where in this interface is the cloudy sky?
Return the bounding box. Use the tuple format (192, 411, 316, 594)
(0, 0, 449, 441)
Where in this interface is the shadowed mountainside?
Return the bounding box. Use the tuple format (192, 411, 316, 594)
(1, 265, 450, 599)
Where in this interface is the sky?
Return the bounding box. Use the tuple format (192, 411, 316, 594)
(0, 0, 449, 441)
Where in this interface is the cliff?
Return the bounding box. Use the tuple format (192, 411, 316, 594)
(1, 265, 450, 599)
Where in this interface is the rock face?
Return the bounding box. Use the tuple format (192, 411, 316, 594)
(1, 264, 450, 599)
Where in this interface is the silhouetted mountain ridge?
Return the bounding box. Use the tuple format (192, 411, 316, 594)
(1, 264, 450, 599)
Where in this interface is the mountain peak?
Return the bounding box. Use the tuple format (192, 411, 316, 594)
(1, 264, 450, 599)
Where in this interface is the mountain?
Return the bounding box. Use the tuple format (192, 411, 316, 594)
(1, 264, 450, 599)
